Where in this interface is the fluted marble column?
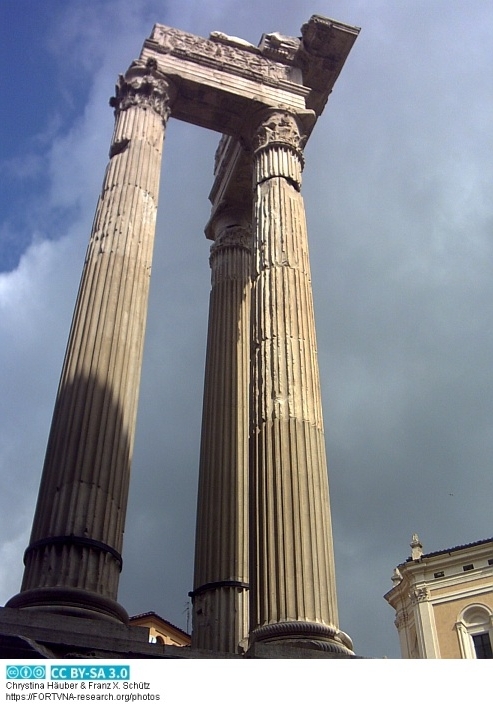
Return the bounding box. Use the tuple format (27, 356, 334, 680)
(191, 212, 252, 652)
(248, 110, 353, 654)
(7, 59, 175, 623)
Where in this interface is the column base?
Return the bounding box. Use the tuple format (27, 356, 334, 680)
(6, 587, 129, 625)
(248, 621, 354, 656)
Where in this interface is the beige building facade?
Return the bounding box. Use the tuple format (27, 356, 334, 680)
(385, 535, 493, 658)
(129, 611, 191, 646)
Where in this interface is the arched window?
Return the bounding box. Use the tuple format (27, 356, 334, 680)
(455, 604, 493, 658)
(149, 634, 165, 644)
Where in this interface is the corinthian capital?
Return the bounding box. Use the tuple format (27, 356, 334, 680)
(250, 110, 314, 188)
(210, 225, 252, 258)
(252, 110, 306, 157)
(110, 59, 175, 123)
(394, 610, 409, 630)
(410, 586, 430, 604)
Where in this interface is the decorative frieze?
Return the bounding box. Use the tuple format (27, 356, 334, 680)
(148, 24, 293, 87)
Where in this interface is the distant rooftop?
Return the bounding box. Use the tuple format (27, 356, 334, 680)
(406, 536, 493, 563)
(129, 610, 189, 639)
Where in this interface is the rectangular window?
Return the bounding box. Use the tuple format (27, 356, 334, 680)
(433, 571, 444, 578)
(463, 564, 474, 572)
(472, 633, 493, 659)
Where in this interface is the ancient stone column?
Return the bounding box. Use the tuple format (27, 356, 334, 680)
(7, 59, 175, 623)
(191, 211, 252, 653)
(248, 109, 353, 654)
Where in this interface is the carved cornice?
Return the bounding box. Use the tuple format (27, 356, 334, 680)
(258, 32, 300, 65)
(110, 59, 175, 123)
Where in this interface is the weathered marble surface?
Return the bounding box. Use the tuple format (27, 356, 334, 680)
(7, 15, 359, 658)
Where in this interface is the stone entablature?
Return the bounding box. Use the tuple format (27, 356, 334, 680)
(140, 16, 359, 136)
(150, 25, 301, 84)
(141, 28, 307, 135)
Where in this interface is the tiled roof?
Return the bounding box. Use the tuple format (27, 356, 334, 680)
(129, 610, 189, 638)
(405, 536, 493, 562)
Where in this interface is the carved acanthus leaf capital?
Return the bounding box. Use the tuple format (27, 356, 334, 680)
(410, 586, 430, 604)
(210, 225, 252, 258)
(252, 111, 306, 156)
(110, 60, 175, 123)
(395, 610, 410, 630)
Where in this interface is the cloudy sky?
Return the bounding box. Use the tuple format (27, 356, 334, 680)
(1, 0, 492, 659)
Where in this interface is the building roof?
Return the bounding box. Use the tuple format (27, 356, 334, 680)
(129, 611, 189, 638)
(405, 536, 493, 563)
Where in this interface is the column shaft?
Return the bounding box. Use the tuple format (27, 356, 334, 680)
(8, 62, 173, 622)
(192, 218, 252, 652)
(249, 111, 352, 653)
